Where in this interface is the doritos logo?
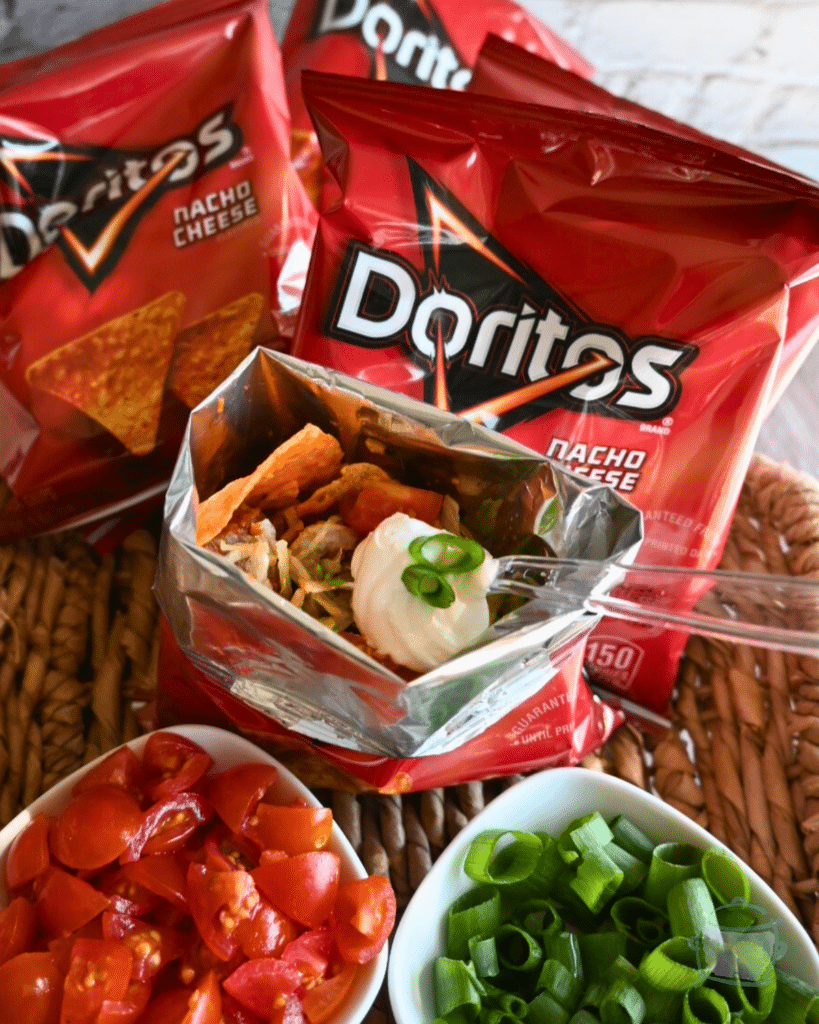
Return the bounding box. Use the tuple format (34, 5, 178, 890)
(0, 107, 242, 289)
(325, 160, 698, 426)
(315, 0, 470, 89)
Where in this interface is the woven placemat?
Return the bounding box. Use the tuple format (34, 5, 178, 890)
(2, 452, 819, 958)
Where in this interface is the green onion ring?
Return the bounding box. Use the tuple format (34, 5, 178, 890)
(401, 564, 455, 608)
(408, 533, 485, 574)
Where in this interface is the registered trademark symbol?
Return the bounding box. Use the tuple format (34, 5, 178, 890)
(663, 417, 673, 427)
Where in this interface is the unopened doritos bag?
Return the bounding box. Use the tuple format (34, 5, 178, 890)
(280, 0, 593, 207)
(468, 33, 819, 412)
(0, 0, 316, 540)
(292, 71, 819, 714)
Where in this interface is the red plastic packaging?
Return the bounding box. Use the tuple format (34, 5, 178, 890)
(280, 0, 593, 208)
(292, 71, 819, 714)
(467, 33, 819, 412)
(0, 0, 316, 540)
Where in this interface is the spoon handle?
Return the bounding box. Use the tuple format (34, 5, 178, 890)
(492, 556, 819, 657)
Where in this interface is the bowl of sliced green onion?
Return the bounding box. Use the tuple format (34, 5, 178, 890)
(388, 768, 819, 1024)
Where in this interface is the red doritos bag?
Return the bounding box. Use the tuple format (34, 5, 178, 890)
(0, 0, 316, 540)
(280, 0, 593, 208)
(292, 71, 819, 714)
(468, 33, 819, 411)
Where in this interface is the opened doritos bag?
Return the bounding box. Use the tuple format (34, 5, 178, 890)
(468, 33, 819, 412)
(292, 71, 819, 714)
(0, 0, 316, 540)
(280, 0, 593, 208)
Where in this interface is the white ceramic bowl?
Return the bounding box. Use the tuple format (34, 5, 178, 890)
(388, 767, 819, 1024)
(0, 724, 388, 1024)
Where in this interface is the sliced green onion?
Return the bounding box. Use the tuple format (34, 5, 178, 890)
(408, 533, 485, 574)
(666, 878, 721, 956)
(494, 924, 544, 973)
(568, 1012, 602, 1024)
(497, 993, 529, 1018)
(599, 978, 646, 1024)
(513, 898, 562, 938)
(700, 850, 751, 908)
(528, 989, 571, 1024)
(610, 897, 668, 948)
(447, 886, 502, 960)
(464, 830, 543, 887)
(569, 840, 624, 915)
(434, 957, 484, 1019)
(707, 942, 776, 1024)
(770, 966, 819, 1024)
(558, 813, 615, 864)
(468, 936, 499, 979)
(716, 901, 758, 931)
(683, 986, 730, 1024)
(544, 932, 583, 984)
(642, 843, 702, 909)
(537, 959, 583, 1011)
(401, 564, 455, 608)
(608, 816, 656, 865)
(578, 932, 629, 986)
(639, 935, 713, 992)
(604, 842, 648, 895)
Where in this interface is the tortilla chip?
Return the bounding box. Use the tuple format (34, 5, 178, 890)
(168, 293, 265, 409)
(26, 292, 185, 456)
(294, 462, 390, 520)
(196, 425, 343, 546)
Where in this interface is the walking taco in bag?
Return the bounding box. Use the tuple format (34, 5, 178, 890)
(0, 0, 316, 541)
(156, 348, 642, 792)
(280, 0, 592, 208)
(292, 71, 819, 714)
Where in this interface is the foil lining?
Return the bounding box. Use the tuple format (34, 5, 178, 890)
(156, 348, 643, 758)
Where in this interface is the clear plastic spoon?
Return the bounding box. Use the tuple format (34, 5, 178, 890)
(491, 556, 819, 657)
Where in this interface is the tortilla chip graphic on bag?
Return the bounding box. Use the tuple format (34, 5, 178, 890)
(168, 293, 265, 409)
(196, 424, 344, 545)
(26, 292, 186, 456)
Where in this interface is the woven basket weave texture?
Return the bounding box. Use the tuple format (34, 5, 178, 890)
(1, 453, 818, 950)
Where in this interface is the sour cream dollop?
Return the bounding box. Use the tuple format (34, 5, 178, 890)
(350, 512, 498, 673)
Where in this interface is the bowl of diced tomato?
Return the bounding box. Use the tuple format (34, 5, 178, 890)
(0, 724, 394, 1024)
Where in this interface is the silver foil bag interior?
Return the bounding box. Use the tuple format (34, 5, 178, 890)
(157, 349, 643, 758)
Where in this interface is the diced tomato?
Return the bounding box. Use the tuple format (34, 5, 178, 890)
(136, 972, 221, 1024)
(187, 862, 259, 962)
(60, 938, 133, 1024)
(73, 748, 146, 802)
(0, 896, 37, 965)
(235, 896, 297, 961)
(101, 912, 183, 981)
(270, 993, 307, 1024)
(202, 824, 258, 874)
(36, 867, 110, 939)
(221, 991, 265, 1024)
(208, 764, 278, 834)
(301, 963, 359, 1024)
(50, 785, 143, 871)
(332, 876, 396, 964)
(280, 929, 332, 984)
(143, 733, 214, 802)
(222, 958, 301, 1020)
(96, 868, 161, 917)
(120, 854, 188, 912)
(0, 951, 63, 1024)
(122, 791, 212, 862)
(243, 805, 333, 857)
(5, 813, 51, 891)
(253, 852, 340, 931)
(340, 480, 444, 536)
(96, 979, 152, 1024)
